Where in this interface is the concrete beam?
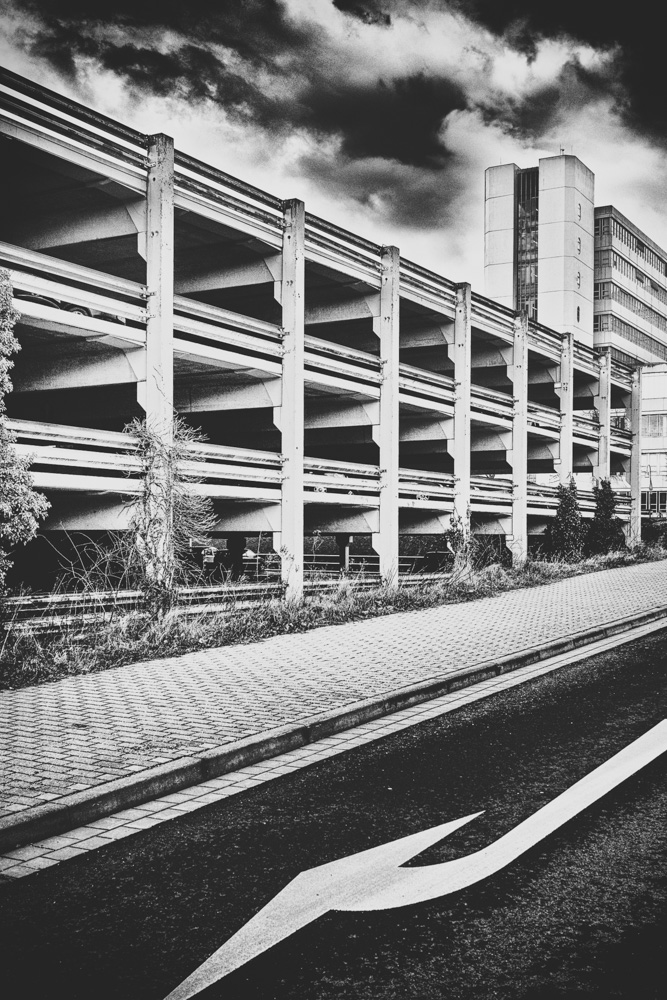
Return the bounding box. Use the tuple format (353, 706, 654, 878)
(451, 283, 472, 530)
(212, 503, 280, 533)
(304, 507, 379, 533)
(527, 363, 559, 385)
(10, 200, 145, 251)
(471, 345, 513, 367)
(305, 293, 380, 326)
(471, 428, 511, 451)
(399, 418, 453, 442)
(399, 510, 452, 533)
(528, 439, 559, 462)
(471, 514, 511, 535)
(13, 347, 146, 393)
(400, 321, 453, 349)
(304, 400, 379, 429)
(43, 493, 131, 531)
(175, 255, 282, 295)
(278, 199, 305, 599)
(176, 378, 282, 413)
(573, 374, 599, 401)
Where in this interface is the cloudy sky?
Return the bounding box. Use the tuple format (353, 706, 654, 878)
(1, 1, 666, 289)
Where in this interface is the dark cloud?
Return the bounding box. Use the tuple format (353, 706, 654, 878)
(302, 74, 466, 166)
(298, 149, 459, 230)
(26, 24, 278, 128)
(7, 0, 665, 244)
(13, 2, 468, 169)
(479, 58, 620, 142)
(449, 1, 665, 142)
(17, 0, 314, 70)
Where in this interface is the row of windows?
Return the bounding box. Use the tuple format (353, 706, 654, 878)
(593, 313, 667, 362)
(642, 414, 667, 437)
(642, 491, 667, 512)
(595, 250, 667, 305)
(595, 216, 667, 276)
(516, 169, 539, 319)
(594, 282, 667, 333)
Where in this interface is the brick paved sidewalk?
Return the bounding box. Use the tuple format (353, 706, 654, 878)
(2, 561, 667, 835)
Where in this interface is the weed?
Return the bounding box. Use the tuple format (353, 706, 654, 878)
(1, 546, 665, 692)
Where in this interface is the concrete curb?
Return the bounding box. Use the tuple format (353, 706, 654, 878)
(2, 604, 667, 853)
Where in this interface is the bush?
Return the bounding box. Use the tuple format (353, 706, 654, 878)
(585, 478, 626, 555)
(0, 270, 49, 599)
(544, 477, 585, 562)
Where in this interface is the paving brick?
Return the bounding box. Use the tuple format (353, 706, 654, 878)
(43, 847, 87, 862)
(75, 836, 115, 850)
(1, 561, 667, 839)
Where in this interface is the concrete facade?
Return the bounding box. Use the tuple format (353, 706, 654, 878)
(594, 206, 667, 366)
(484, 155, 594, 343)
(0, 70, 642, 594)
(641, 363, 667, 517)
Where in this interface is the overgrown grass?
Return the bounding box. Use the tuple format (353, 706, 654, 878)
(1, 546, 666, 692)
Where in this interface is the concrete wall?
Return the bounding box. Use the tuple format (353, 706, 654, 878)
(537, 155, 595, 343)
(484, 163, 518, 309)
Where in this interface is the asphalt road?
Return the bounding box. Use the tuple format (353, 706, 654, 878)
(2, 631, 667, 1000)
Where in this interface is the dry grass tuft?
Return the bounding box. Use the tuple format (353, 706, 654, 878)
(1, 545, 664, 691)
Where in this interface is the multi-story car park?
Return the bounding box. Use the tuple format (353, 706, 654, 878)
(485, 155, 667, 534)
(0, 69, 640, 598)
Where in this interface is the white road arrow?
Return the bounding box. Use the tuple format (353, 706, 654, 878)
(164, 719, 667, 999)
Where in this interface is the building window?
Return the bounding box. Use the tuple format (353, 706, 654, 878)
(642, 413, 667, 437)
(515, 168, 539, 319)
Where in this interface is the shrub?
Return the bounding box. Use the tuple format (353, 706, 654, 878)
(544, 477, 585, 562)
(0, 269, 49, 599)
(585, 478, 626, 555)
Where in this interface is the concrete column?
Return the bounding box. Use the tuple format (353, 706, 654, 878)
(556, 332, 574, 481)
(226, 534, 246, 581)
(145, 134, 175, 437)
(450, 283, 472, 533)
(336, 533, 351, 572)
(594, 348, 611, 480)
(629, 366, 643, 542)
(280, 199, 305, 599)
(372, 246, 400, 583)
(143, 134, 175, 585)
(508, 312, 528, 563)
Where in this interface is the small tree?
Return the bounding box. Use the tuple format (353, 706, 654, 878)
(544, 476, 584, 562)
(53, 417, 218, 616)
(0, 269, 49, 595)
(124, 415, 218, 616)
(585, 478, 626, 555)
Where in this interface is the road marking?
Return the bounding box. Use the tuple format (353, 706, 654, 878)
(4, 617, 667, 886)
(163, 719, 667, 999)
